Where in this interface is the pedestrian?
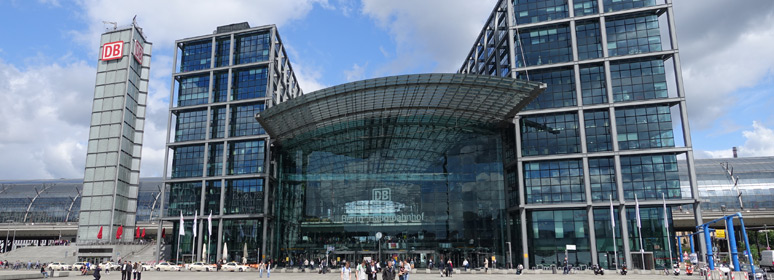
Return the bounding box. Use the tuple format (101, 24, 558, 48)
(367, 259, 377, 280)
(357, 260, 366, 280)
(134, 262, 142, 280)
(341, 261, 352, 280)
(397, 261, 406, 280)
(381, 260, 395, 280)
(266, 260, 271, 278)
(40, 264, 49, 278)
(258, 262, 265, 278)
(462, 259, 468, 271)
(403, 259, 411, 280)
(93, 265, 102, 280)
(517, 263, 524, 275)
(121, 261, 130, 280)
(303, 259, 308, 272)
(439, 258, 445, 277)
(484, 258, 488, 273)
(446, 260, 453, 277)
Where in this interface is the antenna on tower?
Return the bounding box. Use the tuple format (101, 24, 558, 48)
(102, 21, 117, 30)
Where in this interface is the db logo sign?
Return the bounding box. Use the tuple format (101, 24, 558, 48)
(101, 41, 124, 61)
(372, 188, 391, 201)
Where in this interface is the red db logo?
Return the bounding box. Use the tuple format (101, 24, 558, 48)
(101, 41, 124, 61)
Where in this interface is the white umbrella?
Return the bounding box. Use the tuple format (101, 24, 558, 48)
(243, 243, 248, 264)
(223, 242, 228, 262)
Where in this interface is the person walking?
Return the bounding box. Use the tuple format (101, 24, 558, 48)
(462, 259, 468, 271)
(484, 258, 488, 273)
(356, 260, 366, 280)
(403, 259, 411, 280)
(367, 259, 377, 280)
(382, 260, 395, 280)
(445, 260, 453, 277)
(341, 261, 352, 280)
(266, 260, 271, 278)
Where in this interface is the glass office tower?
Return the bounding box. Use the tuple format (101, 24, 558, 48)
(459, 0, 702, 269)
(78, 23, 152, 243)
(160, 23, 301, 263)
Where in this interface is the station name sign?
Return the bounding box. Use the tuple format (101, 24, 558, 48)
(101, 41, 124, 61)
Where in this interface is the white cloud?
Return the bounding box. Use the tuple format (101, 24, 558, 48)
(675, 0, 774, 130)
(344, 62, 367, 82)
(361, 0, 497, 74)
(696, 121, 774, 158)
(0, 60, 94, 179)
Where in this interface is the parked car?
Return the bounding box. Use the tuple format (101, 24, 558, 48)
(47, 262, 71, 271)
(100, 262, 121, 271)
(71, 262, 87, 271)
(221, 262, 249, 272)
(154, 262, 181, 271)
(740, 264, 765, 280)
(188, 262, 215, 272)
(141, 263, 154, 271)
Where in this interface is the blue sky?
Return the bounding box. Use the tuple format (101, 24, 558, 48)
(0, 0, 772, 179)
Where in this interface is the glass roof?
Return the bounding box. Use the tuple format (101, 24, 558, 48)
(256, 73, 546, 144)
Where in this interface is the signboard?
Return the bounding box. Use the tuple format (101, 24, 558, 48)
(716, 229, 726, 238)
(388, 243, 399, 249)
(375, 232, 383, 239)
(132, 40, 143, 63)
(566, 244, 577, 250)
(101, 41, 124, 61)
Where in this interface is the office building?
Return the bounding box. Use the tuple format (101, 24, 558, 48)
(77, 22, 152, 243)
(458, 0, 700, 269)
(160, 22, 301, 263)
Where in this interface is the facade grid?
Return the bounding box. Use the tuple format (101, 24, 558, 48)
(460, 0, 700, 270)
(159, 23, 302, 264)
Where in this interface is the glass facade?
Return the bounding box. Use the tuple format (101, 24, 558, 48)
(520, 112, 580, 156)
(167, 24, 302, 264)
(524, 160, 585, 204)
(528, 209, 591, 267)
(457, 0, 694, 268)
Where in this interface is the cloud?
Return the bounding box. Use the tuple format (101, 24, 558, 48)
(72, 0, 330, 54)
(0, 59, 94, 179)
(696, 121, 774, 158)
(674, 0, 774, 130)
(361, 0, 497, 74)
(344, 62, 367, 82)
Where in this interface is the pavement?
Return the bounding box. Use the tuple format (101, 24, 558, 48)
(78, 270, 708, 280)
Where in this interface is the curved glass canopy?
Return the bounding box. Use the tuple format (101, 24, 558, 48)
(257, 73, 546, 144)
(255, 74, 545, 263)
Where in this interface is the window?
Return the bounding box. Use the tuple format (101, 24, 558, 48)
(589, 157, 617, 201)
(174, 109, 207, 142)
(515, 24, 573, 67)
(230, 103, 266, 137)
(212, 72, 229, 103)
(606, 14, 662, 56)
(528, 209, 591, 266)
(177, 75, 209, 107)
(580, 64, 607, 105)
(584, 110, 612, 152)
(574, 0, 598, 16)
(228, 140, 265, 175)
(215, 37, 231, 67)
(514, 0, 569, 24)
(620, 154, 681, 200)
(231, 67, 268, 100)
(205, 181, 221, 215)
(576, 20, 603, 60)
(224, 179, 264, 214)
(210, 106, 226, 139)
(234, 32, 270, 65)
(615, 105, 674, 150)
(603, 0, 660, 13)
(610, 57, 667, 102)
(524, 159, 585, 204)
(521, 112, 580, 156)
(171, 145, 204, 178)
(167, 182, 201, 216)
(207, 143, 224, 177)
(179, 40, 211, 72)
(520, 67, 576, 110)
